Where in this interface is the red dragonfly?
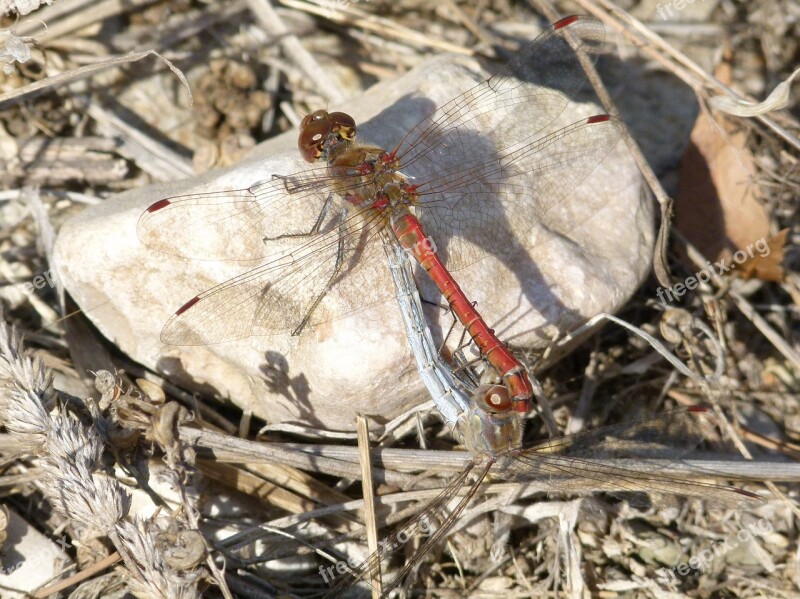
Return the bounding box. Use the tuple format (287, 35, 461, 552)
(313, 400, 761, 597)
(138, 15, 620, 414)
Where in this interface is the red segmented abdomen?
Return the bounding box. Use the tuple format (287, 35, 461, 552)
(391, 212, 533, 413)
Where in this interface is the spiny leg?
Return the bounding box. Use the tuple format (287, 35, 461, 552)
(439, 299, 482, 387)
(290, 208, 348, 337)
(263, 193, 334, 243)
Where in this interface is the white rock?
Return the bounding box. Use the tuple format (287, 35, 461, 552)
(0, 507, 72, 595)
(53, 51, 651, 430)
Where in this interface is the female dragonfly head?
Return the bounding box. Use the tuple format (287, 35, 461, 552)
(457, 384, 523, 456)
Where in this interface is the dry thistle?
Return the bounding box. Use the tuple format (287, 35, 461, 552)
(0, 319, 205, 598)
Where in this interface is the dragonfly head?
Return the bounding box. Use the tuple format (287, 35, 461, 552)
(456, 384, 523, 456)
(298, 110, 356, 163)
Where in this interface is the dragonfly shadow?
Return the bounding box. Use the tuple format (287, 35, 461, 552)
(359, 91, 591, 347)
(348, 30, 628, 348)
(155, 355, 229, 403)
(150, 351, 319, 428)
(599, 54, 700, 183)
(258, 350, 315, 425)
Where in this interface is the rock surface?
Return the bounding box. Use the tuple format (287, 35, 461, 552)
(0, 507, 72, 596)
(54, 51, 652, 430)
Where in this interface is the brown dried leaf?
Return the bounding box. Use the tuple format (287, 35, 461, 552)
(736, 228, 789, 282)
(676, 51, 769, 271)
(675, 112, 767, 266)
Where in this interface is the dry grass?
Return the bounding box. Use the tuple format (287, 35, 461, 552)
(0, 0, 798, 597)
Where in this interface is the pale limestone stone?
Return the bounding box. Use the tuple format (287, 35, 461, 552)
(53, 52, 651, 430)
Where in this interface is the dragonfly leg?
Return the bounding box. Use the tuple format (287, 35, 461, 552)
(290, 208, 348, 336)
(263, 194, 334, 243)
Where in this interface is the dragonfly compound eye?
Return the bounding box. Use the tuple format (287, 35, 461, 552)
(298, 117, 333, 163)
(298, 110, 357, 162)
(328, 111, 356, 140)
(299, 109, 329, 130)
(476, 384, 513, 413)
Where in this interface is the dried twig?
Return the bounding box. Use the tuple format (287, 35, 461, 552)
(247, 0, 345, 102)
(573, 0, 800, 151)
(355, 414, 381, 597)
(0, 49, 192, 110)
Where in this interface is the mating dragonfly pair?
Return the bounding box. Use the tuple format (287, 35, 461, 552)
(138, 15, 762, 597)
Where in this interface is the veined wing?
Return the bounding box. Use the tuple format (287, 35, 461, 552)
(137, 162, 368, 262)
(323, 460, 492, 598)
(325, 409, 760, 597)
(505, 407, 762, 509)
(159, 204, 391, 345)
(393, 15, 606, 174)
(412, 115, 621, 270)
(386, 15, 618, 272)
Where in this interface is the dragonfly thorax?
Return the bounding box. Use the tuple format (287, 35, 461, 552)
(299, 110, 418, 212)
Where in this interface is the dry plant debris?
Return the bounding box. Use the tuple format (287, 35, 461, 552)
(192, 59, 273, 170)
(0, 321, 207, 597)
(0, 0, 797, 597)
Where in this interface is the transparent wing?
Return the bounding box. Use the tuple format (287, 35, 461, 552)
(394, 16, 606, 173)
(140, 16, 620, 341)
(159, 206, 391, 345)
(505, 407, 762, 509)
(137, 163, 366, 261)
(322, 460, 491, 598)
(322, 409, 761, 597)
(414, 115, 621, 270)
(388, 16, 620, 270)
